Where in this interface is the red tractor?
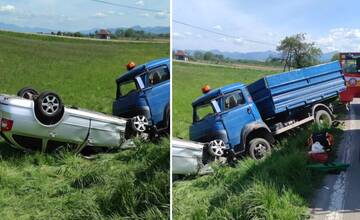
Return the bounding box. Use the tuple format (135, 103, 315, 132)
(339, 52, 360, 102)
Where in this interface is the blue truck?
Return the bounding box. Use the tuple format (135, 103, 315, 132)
(189, 61, 345, 160)
(113, 58, 170, 136)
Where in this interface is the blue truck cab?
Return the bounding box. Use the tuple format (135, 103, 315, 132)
(190, 83, 274, 159)
(190, 61, 345, 160)
(113, 58, 170, 135)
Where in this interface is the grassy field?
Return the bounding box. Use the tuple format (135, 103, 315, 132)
(172, 62, 344, 219)
(0, 30, 170, 219)
(172, 62, 278, 139)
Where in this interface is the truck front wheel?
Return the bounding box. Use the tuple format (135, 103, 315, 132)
(248, 138, 271, 160)
(315, 110, 332, 126)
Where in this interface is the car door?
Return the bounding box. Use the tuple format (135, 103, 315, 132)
(113, 78, 142, 118)
(143, 65, 170, 125)
(220, 90, 256, 147)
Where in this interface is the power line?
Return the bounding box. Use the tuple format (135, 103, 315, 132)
(90, 0, 169, 13)
(173, 19, 277, 47)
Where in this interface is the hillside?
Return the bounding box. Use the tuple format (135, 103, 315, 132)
(0, 30, 170, 219)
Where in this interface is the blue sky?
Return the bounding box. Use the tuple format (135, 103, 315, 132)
(0, 0, 169, 31)
(173, 0, 360, 52)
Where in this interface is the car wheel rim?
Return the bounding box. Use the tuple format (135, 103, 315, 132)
(254, 143, 267, 159)
(41, 95, 59, 115)
(209, 139, 226, 157)
(319, 115, 330, 124)
(132, 115, 149, 132)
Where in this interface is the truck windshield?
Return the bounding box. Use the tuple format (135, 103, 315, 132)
(194, 103, 216, 122)
(117, 80, 139, 97)
(343, 57, 360, 73)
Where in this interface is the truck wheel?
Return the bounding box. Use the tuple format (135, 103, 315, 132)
(208, 139, 227, 157)
(131, 115, 149, 133)
(248, 138, 271, 160)
(315, 110, 332, 126)
(35, 91, 64, 124)
(17, 87, 38, 100)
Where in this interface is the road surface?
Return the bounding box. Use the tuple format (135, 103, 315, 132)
(311, 98, 360, 220)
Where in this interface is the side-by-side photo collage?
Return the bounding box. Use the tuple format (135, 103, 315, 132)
(0, 0, 359, 219)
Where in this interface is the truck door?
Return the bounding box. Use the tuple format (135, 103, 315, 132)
(143, 65, 170, 125)
(220, 90, 256, 148)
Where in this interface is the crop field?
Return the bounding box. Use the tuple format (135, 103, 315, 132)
(172, 62, 278, 138)
(172, 62, 344, 219)
(0, 30, 169, 219)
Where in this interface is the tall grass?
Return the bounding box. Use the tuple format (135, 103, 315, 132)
(173, 125, 343, 220)
(0, 138, 170, 219)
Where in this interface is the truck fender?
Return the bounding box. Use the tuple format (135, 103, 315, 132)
(312, 103, 333, 117)
(240, 121, 275, 152)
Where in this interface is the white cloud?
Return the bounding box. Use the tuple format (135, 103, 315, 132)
(0, 4, 15, 13)
(218, 37, 227, 42)
(213, 25, 222, 31)
(233, 38, 244, 45)
(185, 31, 192, 36)
(155, 11, 167, 19)
(136, 0, 144, 6)
(314, 28, 360, 52)
(140, 13, 150, 17)
(93, 12, 107, 18)
(173, 32, 184, 39)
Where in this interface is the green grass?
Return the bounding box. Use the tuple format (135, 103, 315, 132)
(172, 62, 278, 139)
(0, 30, 169, 219)
(172, 62, 344, 219)
(173, 125, 343, 220)
(0, 30, 169, 113)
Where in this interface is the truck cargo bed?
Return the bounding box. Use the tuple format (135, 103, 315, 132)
(247, 61, 345, 119)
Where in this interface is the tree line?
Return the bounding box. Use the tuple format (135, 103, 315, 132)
(49, 28, 169, 40)
(180, 33, 329, 70)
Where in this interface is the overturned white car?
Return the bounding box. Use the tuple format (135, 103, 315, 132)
(172, 138, 213, 176)
(0, 88, 139, 153)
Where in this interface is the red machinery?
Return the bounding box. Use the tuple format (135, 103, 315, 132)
(339, 52, 360, 102)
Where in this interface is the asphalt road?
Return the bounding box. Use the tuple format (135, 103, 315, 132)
(311, 98, 360, 220)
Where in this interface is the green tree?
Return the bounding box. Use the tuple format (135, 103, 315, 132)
(124, 28, 135, 38)
(277, 33, 322, 71)
(331, 53, 340, 61)
(203, 51, 214, 60)
(193, 51, 204, 60)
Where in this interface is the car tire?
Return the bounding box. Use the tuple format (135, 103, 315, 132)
(315, 110, 332, 126)
(248, 138, 271, 160)
(35, 91, 64, 125)
(17, 87, 39, 100)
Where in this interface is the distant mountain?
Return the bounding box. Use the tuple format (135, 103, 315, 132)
(80, 26, 169, 35)
(0, 22, 55, 33)
(0, 22, 169, 35)
(182, 49, 337, 62)
(320, 51, 338, 62)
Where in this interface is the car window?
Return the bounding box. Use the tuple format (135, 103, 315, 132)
(119, 80, 138, 97)
(195, 103, 215, 122)
(148, 66, 169, 86)
(224, 92, 245, 110)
